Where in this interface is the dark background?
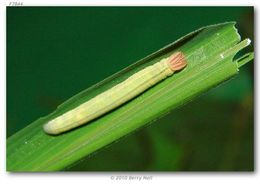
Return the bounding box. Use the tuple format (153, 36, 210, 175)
(7, 7, 254, 171)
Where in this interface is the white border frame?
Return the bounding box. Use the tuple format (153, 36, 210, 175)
(1, 1, 258, 186)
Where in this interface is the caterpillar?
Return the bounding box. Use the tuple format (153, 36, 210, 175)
(43, 52, 187, 135)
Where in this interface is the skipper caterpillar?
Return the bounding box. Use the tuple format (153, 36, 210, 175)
(43, 52, 187, 135)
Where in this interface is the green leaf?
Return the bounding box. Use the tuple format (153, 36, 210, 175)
(7, 22, 254, 171)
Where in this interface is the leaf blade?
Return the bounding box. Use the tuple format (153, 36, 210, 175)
(7, 22, 253, 171)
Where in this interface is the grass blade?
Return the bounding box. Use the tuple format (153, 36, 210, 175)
(7, 22, 254, 171)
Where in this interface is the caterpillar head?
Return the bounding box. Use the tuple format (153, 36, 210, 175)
(167, 52, 187, 71)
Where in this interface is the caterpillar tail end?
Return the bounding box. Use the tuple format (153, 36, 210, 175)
(43, 121, 58, 135)
(168, 52, 187, 71)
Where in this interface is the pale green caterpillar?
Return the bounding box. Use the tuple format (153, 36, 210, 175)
(43, 52, 187, 135)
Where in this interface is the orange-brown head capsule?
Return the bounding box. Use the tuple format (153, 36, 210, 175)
(167, 52, 187, 71)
